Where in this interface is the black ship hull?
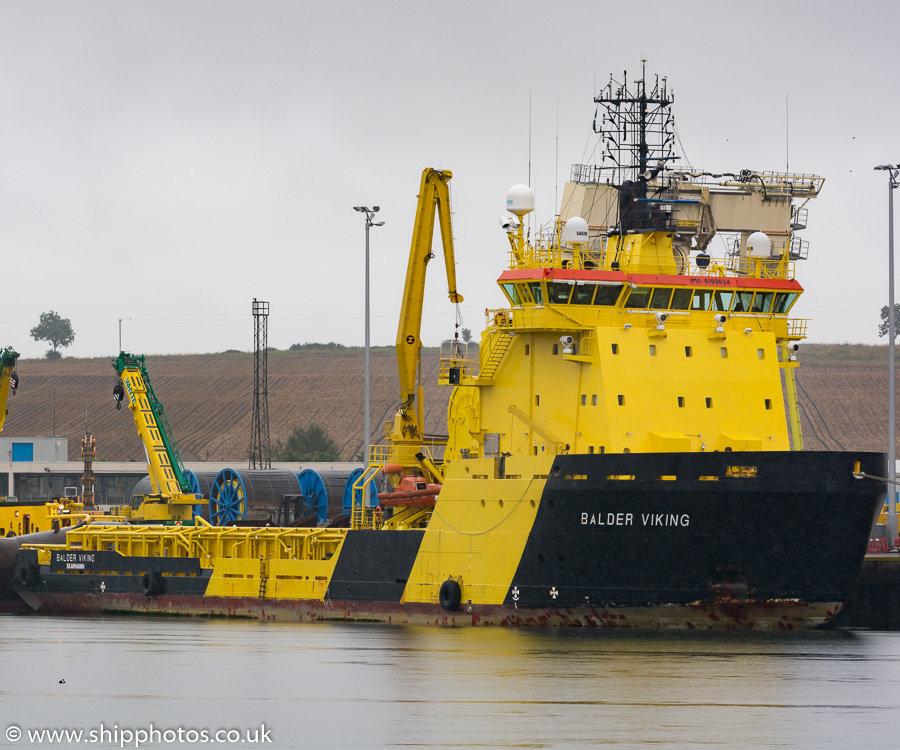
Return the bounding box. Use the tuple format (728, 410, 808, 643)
(506, 450, 886, 608)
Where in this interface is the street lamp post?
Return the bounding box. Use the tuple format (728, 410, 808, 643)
(876, 164, 900, 549)
(353, 206, 384, 501)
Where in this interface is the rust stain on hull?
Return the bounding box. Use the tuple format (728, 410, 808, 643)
(17, 591, 845, 631)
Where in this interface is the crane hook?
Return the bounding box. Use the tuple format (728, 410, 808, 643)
(113, 382, 124, 410)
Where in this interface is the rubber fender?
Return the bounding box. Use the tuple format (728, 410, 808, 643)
(18, 563, 39, 588)
(142, 569, 165, 597)
(439, 578, 462, 611)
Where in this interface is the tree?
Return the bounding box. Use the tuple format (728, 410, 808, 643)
(459, 327, 478, 353)
(30, 310, 75, 359)
(879, 305, 900, 340)
(271, 423, 340, 462)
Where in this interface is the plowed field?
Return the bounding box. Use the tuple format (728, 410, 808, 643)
(2, 346, 894, 461)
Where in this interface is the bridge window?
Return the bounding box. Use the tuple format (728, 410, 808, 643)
(625, 287, 652, 308)
(711, 291, 733, 312)
(691, 289, 712, 311)
(751, 292, 774, 313)
(594, 284, 624, 306)
(773, 292, 798, 314)
(732, 291, 754, 312)
(547, 282, 573, 304)
(571, 283, 595, 305)
(650, 288, 672, 309)
(528, 282, 544, 305)
(501, 283, 521, 305)
(671, 288, 692, 310)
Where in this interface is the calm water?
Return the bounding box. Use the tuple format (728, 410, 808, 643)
(0, 615, 897, 749)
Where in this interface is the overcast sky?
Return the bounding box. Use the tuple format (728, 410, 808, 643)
(1, 0, 898, 359)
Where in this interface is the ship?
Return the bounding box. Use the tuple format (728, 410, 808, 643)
(12, 67, 886, 629)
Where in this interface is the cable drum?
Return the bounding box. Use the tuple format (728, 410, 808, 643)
(184, 470, 219, 501)
(128, 476, 152, 510)
(343, 468, 379, 515)
(209, 469, 302, 526)
(296, 469, 354, 525)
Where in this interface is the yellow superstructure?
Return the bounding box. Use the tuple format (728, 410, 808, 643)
(440, 177, 810, 462)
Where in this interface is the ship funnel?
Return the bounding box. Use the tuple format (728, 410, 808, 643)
(506, 184, 535, 217)
(564, 217, 589, 245)
(748, 231, 771, 258)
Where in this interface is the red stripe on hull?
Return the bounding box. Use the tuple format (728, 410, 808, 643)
(16, 591, 845, 631)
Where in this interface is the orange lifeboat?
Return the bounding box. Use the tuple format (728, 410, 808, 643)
(377, 475, 441, 508)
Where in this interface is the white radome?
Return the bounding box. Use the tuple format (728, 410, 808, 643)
(564, 216, 589, 245)
(506, 184, 534, 216)
(747, 231, 771, 258)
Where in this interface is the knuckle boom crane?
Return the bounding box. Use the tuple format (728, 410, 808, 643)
(390, 168, 463, 480)
(112, 351, 198, 522)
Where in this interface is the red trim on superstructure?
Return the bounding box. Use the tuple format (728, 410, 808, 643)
(497, 268, 803, 291)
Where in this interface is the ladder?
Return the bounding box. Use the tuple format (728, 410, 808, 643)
(477, 332, 513, 382)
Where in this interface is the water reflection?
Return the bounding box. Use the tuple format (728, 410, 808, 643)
(0, 616, 897, 748)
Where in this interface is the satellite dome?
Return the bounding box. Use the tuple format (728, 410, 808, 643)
(506, 184, 534, 216)
(747, 231, 771, 258)
(564, 217, 589, 245)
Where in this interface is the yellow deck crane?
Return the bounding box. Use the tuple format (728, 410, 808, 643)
(389, 168, 464, 479)
(112, 352, 198, 523)
(351, 168, 465, 528)
(0, 347, 19, 434)
(0, 347, 89, 533)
